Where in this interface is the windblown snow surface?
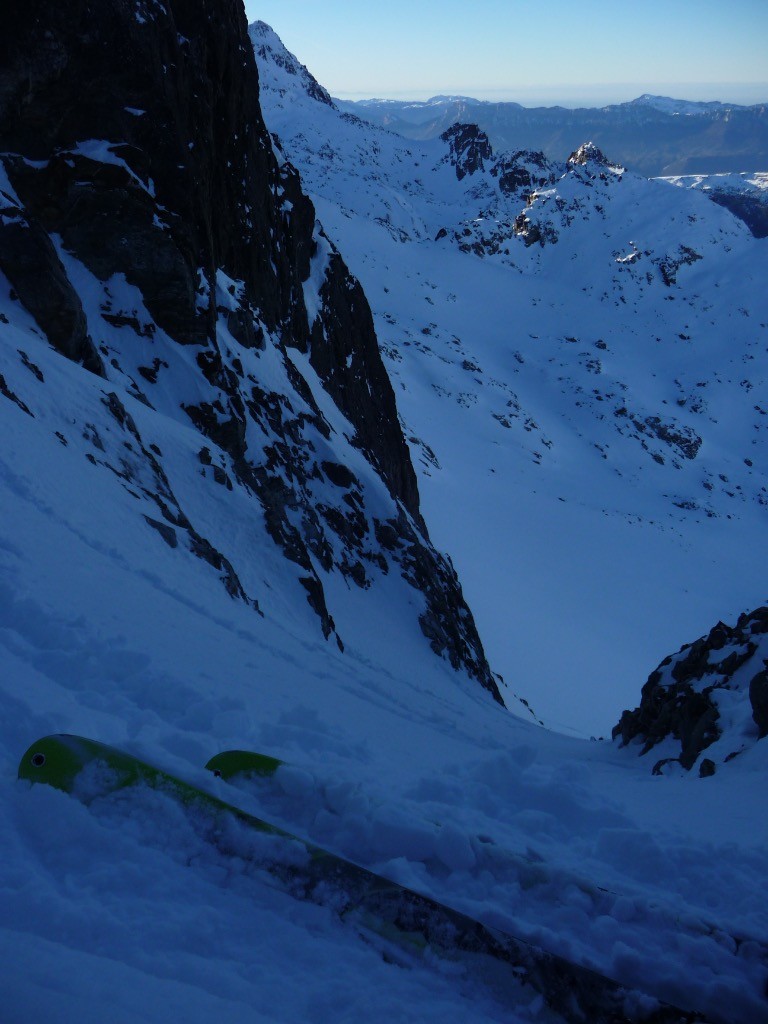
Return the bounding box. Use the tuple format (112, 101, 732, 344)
(1, 26, 767, 1024)
(250, 21, 768, 738)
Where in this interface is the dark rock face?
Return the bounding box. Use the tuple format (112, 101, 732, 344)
(441, 124, 494, 180)
(306, 247, 421, 521)
(698, 758, 716, 778)
(750, 666, 768, 738)
(0, 0, 501, 702)
(0, 194, 101, 372)
(656, 245, 703, 287)
(613, 606, 768, 772)
(708, 191, 768, 239)
(0, 0, 304, 343)
(613, 408, 702, 463)
(493, 150, 556, 196)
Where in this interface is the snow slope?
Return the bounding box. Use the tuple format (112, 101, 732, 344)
(1, 307, 767, 1022)
(660, 173, 768, 238)
(1, 16, 767, 1024)
(250, 21, 768, 739)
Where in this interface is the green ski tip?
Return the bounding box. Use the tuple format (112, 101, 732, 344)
(204, 749, 283, 781)
(17, 734, 157, 795)
(17, 734, 282, 831)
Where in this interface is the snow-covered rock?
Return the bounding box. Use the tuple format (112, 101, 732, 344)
(614, 606, 768, 774)
(0, 1, 502, 701)
(250, 20, 335, 109)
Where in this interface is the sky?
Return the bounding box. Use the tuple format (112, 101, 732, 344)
(244, 0, 768, 107)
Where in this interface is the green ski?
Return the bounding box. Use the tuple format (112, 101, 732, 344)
(206, 747, 707, 1024)
(19, 735, 703, 1024)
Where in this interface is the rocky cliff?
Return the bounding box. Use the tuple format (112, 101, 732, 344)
(0, 0, 501, 702)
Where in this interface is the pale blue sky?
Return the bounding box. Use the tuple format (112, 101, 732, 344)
(244, 0, 768, 106)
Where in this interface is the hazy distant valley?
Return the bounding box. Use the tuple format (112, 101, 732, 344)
(338, 92, 768, 179)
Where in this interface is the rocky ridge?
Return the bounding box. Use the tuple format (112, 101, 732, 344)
(0, 0, 501, 701)
(249, 20, 335, 110)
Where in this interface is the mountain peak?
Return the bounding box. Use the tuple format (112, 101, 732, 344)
(567, 141, 614, 167)
(427, 95, 484, 106)
(628, 94, 740, 116)
(249, 21, 335, 109)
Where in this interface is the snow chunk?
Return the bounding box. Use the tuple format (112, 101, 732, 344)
(302, 227, 332, 328)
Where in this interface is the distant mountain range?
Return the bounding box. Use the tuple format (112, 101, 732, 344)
(336, 93, 768, 178)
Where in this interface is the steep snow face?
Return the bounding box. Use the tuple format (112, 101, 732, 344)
(2, 305, 768, 1024)
(1, 305, 768, 1024)
(249, 21, 335, 109)
(252, 24, 768, 738)
(1, 320, 767, 1023)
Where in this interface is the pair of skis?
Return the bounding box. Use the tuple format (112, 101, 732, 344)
(18, 734, 704, 1024)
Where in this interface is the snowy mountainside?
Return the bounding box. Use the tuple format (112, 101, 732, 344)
(3, 322, 767, 1024)
(1, 320, 767, 1022)
(252, 23, 768, 739)
(628, 95, 748, 116)
(660, 171, 768, 238)
(1, 8, 767, 1023)
(2, 315, 767, 1023)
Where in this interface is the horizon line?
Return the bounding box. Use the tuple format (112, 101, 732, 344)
(330, 84, 768, 108)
